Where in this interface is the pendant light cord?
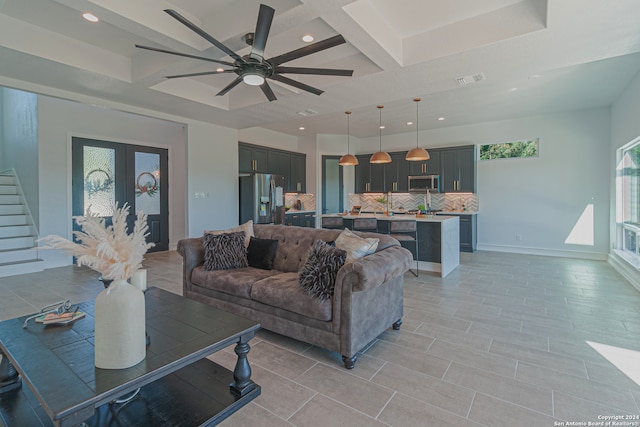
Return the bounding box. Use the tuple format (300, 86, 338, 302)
(415, 97, 420, 148)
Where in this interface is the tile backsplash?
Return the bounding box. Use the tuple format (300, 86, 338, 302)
(285, 193, 316, 211)
(349, 192, 478, 212)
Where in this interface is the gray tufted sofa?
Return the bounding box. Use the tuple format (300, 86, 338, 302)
(177, 224, 413, 368)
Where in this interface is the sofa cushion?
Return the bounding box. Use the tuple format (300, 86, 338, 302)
(191, 265, 280, 299)
(247, 237, 278, 270)
(251, 272, 333, 321)
(335, 228, 379, 262)
(299, 240, 346, 301)
(205, 220, 254, 247)
(203, 231, 248, 270)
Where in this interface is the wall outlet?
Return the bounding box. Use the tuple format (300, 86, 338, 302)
(516, 233, 523, 241)
(194, 192, 209, 199)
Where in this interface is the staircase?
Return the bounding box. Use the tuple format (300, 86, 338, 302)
(0, 170, 44, 277)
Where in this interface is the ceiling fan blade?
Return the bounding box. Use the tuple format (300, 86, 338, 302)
(166, 70, 235, 79)
(268, 35, 346, 65)
(164, 9, 245, 64)
(270, 74, 323, 96)
(135, 44, 235, 67)
(250, 4, 275, 61)
(260, 81, 277, 102)
(216, 76, 244, 96)
(276, 66, 353, 76)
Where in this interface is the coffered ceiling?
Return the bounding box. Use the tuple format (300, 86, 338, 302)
(1, 0, 639, 138)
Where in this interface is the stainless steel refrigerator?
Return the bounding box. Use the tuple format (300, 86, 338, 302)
(239, 173, 286, 224)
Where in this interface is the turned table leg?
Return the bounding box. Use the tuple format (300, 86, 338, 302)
(230, 336, 256, 397)
(0, 350, 21, 393)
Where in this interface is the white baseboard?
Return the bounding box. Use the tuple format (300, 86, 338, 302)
(476, 243, 608, 261)
(608, 251, 640, 293)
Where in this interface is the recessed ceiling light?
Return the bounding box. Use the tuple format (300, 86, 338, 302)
(508, 87, 518, 92)
(82, 12, 99, 23)
(528, 74, 540, 79)
(301, 34, 314, 43)
(406, 121, 414, 126)
(379, 125, 385, 129)
(437, 117, 445, 121)
(216, 68, 224, 73)
(299, 127, 305, 131)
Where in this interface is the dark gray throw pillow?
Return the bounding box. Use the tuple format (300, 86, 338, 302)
(299, 240, 347, 301)
(247, 237, 278, 270)
(203, 231, 248, 270)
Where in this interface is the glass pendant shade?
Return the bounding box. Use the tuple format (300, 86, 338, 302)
(370, 105, 391, 164)
(339, 111, 359, 166)
(406, 98, 430, 161)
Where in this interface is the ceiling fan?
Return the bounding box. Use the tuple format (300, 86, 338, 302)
(135, 4, 354, 102)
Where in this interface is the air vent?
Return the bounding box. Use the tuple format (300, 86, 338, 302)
(455, 73, 486, 87)
(297, 109, 319, 117)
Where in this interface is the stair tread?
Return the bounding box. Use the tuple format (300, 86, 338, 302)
(0, 259, 43, 267)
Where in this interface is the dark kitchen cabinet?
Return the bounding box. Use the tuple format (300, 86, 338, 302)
(239, 143, 306, 193)
(370, 163, 385, 192)
(440, 146, 476, 193)
(437, 212, 477, 252)
(290, 153, 306, 193)
(268, 150, 290, 182)
(239, 143, 269, 173)
(285, 211, 315, 227)
(355, 155, 371, 193)
(385, 152, 409, 192)
(409, 150, 440, 176)
(417, 222, 441, 262)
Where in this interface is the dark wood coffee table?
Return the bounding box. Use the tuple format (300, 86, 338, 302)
(0, 287, 261, 426)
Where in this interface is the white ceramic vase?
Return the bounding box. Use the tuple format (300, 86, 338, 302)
(94, 279, 146, 369)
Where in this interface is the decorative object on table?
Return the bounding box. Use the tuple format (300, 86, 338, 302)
(375, 196, 387, 214)
(22, 299, 72, 328)
(39, 203, 154, 369)
(130, 268, 147, 291)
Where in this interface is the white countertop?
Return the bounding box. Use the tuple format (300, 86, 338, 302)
(320, 214, 459, 223)
(285, 209, 316, 214)
(437, 211, 478, 215)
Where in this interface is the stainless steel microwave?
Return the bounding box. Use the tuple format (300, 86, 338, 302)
(408, 175, 440, 193)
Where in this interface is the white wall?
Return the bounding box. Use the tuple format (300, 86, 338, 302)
(238, 127, 299, 152)
(343, 108, 611, 258)
(37, 95, 188, 267)
(1, 88, 39, 226)
(609, 70, 640, 287)
(185, 120, 239, 236)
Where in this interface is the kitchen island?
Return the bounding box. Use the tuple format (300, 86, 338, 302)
(320, 214, 460, 277)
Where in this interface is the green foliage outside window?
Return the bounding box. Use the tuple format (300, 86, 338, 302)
(480, 139, 539, 160)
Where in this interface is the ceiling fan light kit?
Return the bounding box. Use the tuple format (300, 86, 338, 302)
(370, 105, 392, 164)
(339, 111, 359, 166)
(406, 98, 430, 161)
(136, 4, 353, 101)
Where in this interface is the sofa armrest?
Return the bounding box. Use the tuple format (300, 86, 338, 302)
(177, 237, 205, 287)
(335, 245, 412, 293)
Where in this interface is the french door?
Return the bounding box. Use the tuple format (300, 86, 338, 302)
(71, 137, 169, 252)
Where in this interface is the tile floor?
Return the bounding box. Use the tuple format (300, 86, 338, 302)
(1, 250, 639, 426)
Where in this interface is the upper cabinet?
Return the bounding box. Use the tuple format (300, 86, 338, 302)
(290, 153, 306, 193)
(239, 142, 306, 193)
(353, 145, 476, 194)
(440, 145, 476, 193)
(239, 143, 269, 173)
(409, 150, 440, 176)
(386, 152, 409, 192)
(354, 155, 372, 193)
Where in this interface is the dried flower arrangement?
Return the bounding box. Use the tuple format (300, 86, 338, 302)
(39, 203, 154, 281)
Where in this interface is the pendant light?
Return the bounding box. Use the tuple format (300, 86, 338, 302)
(370, 105, 392, 164)
(405, 98, 430, 161)
(338, 111, 359, 166)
